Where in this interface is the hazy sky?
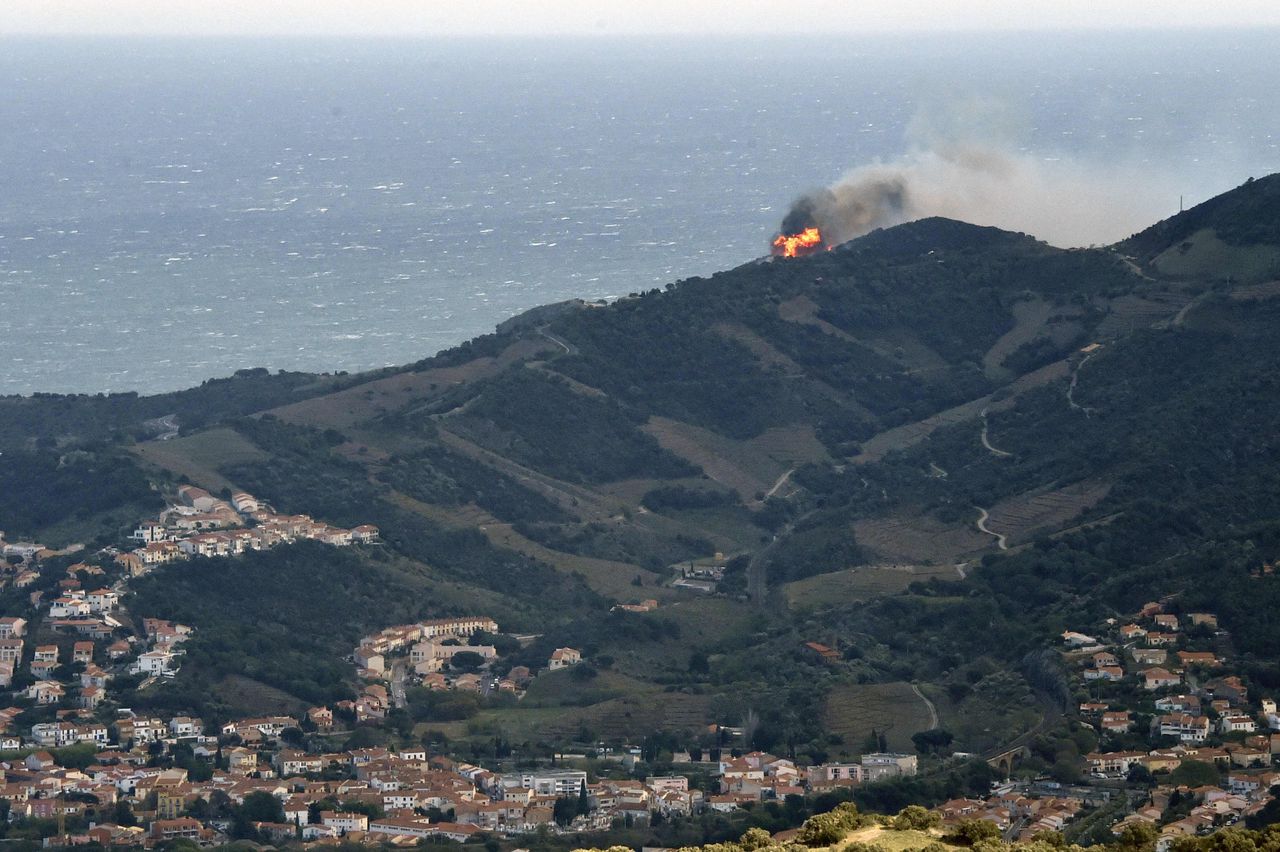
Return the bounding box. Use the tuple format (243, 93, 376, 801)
(5, 0, 1280, 37)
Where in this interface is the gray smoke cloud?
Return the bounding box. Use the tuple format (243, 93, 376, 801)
(781, 100, 1190, 249)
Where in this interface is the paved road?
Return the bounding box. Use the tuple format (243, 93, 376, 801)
(390, 660, 408, 709)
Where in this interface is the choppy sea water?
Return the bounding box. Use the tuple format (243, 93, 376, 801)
(1, 32, 1277, 395)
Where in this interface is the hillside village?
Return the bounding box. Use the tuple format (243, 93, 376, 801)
(7, 489, 1280, 851)
(1060, 600, 1280, 848)
(114, 485, 378, 574)
(6, 506, 1280, 849)
(0, 483, 380, 717)
(1, 508, 936, 846)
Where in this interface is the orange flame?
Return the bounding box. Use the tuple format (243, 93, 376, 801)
(771, 226, 824, 258)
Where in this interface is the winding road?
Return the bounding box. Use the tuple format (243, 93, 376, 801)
(979, 408, 1013, 458)
(151, 414, 180, 441)
(537, 327, 576, 355)
(975, 506, 1008, 550)
(1067, 352, 1099, 416)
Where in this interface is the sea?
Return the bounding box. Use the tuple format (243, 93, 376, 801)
(1, 30, 1278, 396)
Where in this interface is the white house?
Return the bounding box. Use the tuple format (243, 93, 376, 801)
(131, 523, 168, 543)
(135, 650, 177, 675)
(86, 589, 120, 613)
(169, 716, 200, 737)
(49, 597, 91, 618)
(1221, 715, 1258, 734)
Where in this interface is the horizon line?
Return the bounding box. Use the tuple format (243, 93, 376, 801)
(3, 24, 1280, 39)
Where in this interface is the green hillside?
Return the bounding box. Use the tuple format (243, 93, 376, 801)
(5, 175, 1280, 760)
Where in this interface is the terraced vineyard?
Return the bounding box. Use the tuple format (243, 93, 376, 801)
(853, 512, 991, 565)
(982, 479, 1113, 548)
(823, 681, 937, 756)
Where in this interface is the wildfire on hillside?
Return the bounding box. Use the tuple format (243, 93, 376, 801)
(770, 226, 824, 258)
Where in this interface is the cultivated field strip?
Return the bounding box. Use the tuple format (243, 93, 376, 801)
(982, 479, 1113, 546)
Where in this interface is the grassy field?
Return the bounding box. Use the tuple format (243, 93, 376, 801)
(435, 428, 623, 524)
(267, 337, 552, 429)
(662, 506, 763, 554)
(644, 416, 783, 499)
(381, 487, 665, 604)
(713, 321, 806, 373)
(823, 681, 937, 757)
(510, 690, 713, 742)
(479, 522, 665, 601)
(745, 425, 834, 474)
(658, 597, 758, 646)
(643, 416, 833, 504)
(981, 298, 1054, 379)
(1229, 279, 1280, 301)
(775, 294, 948, 375)
(1152, 227, 1280, 284)
(784, 565, 961, 610)
(132, 426, 267, 492)
(1094, 290, 1191, 337)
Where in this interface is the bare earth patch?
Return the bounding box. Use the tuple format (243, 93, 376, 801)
(832, 826, 956, 852)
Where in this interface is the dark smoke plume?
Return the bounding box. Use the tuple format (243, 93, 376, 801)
(777, 99, 1192, 249)
(781, 177, 911, 247)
